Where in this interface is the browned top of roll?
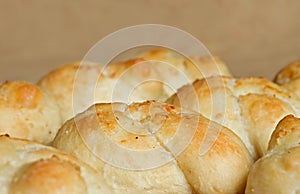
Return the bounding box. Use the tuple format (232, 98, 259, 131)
(38, 49, 231, 122)
(53, 100, 252, 193)
(246, 115, 300, 194)
(0, 135, 113, 194)
(166, 76, 300, 158)
(274, 61, 300, 84)
(0, 81, 62, 144)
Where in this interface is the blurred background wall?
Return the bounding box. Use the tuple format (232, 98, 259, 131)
(1, 0, 300, 82)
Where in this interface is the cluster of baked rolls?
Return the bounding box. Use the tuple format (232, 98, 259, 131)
(0, 48, 299, 193)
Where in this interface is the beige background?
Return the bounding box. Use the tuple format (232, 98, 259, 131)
(1, 0, 300, 82)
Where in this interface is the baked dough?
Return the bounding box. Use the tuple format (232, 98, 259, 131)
(136, 48, 232, 80)
(274, 61, 300, 99)
(52, 100, 253, 193)
(0, 81, 62, 144)
(245, 115, 300, 194)
(0, 135, 113, 194)
(37, 49, 231, 122)
(274, 61, 300, 84)
(37, 62, 102, 122)
(166, 76, 300, 158)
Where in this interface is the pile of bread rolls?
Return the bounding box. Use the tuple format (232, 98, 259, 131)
(0, 48, 299, 193)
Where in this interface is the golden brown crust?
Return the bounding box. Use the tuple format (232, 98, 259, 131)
(239, 93, 294, 156)
(274, 61, 300, 101)
(38, 49, 231, 122)
(268, 115, 300, 152)
(245, 115, 300, 193)
(154, 111, 253, 193)
(53, 101, 252, 193)
(166, 76, 300, 158)
(0, 81, 42, 109)
(9, 156, 87, 194)
(37, 62, 103, 122)
(53, 101, 192, 193)
(0, 135, 113, 194)
(274, 61, 300, 84)
(137, 48, 232, 82)
(0, 81, 62, 144)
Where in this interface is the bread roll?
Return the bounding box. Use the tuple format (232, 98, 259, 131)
(52, 100, 253, 193)
(136, 48, 232, 80)
(274, 61, 300, 84)
(37, 49, 231, 122)
(37, 62, 103, 122)
(166, 76, 300, 158)
(0, 81, 62, 144)
(245, 115, 300, 194)
(274, 61, 300, 99)
(0, 135, 113, 194)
